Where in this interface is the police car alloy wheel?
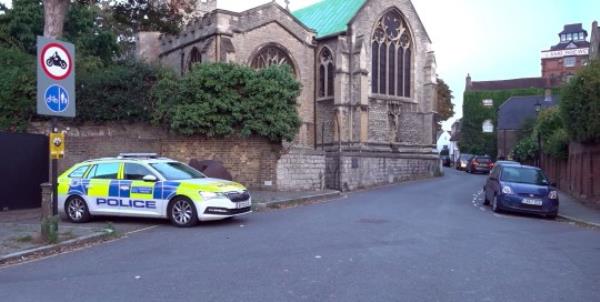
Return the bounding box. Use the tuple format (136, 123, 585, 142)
(169, 197, 198, 227)
(66, 196, 91, 223)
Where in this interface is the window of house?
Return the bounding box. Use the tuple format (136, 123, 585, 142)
(189, 47, 201, 71)
(318, 47, 335, 98)
(482, 120, 494, 133)
(567, 33, 572, 41)
(561, 34, 566, 42)
(371, 10, 412, 97)
(564, 57, 576, 67)
(250, 44, 296, 75)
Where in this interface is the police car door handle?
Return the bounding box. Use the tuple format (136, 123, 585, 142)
(120, 185, 130, 190)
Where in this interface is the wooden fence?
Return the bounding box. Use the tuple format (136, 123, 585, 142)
(541, 142, 600, 204)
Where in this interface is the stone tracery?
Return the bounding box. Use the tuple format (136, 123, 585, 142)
(371, 10, 412, 98)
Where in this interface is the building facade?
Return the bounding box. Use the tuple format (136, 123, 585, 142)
(137, 0, 439, 191)
(541, 23, 590, 82)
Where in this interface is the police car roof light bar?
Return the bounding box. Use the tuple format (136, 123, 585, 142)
(118, 153, 159, 159)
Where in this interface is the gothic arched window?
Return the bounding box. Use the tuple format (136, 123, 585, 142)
(189, 47, 201, 71)
(371, 10, 412, 97)
(318, 47, 335, 98)
(250, 44, 296, 75)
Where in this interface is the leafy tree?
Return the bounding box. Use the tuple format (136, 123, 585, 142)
(544, 128, 569, 160)
(0, 47, 36, 131)
(0, 0, 119, 61)
(560, 60, 600, 143)
(106, 0, 189, 54)
(64, 1, 120, 63)
(511, 136, 538, 163)
(0, 0, 43, 53)
(435, 78, 454, 130)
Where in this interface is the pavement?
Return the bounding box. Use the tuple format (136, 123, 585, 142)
(557, 192, 600, 227)
(250, 190, 342, 210)
(0, 168, 599, 301)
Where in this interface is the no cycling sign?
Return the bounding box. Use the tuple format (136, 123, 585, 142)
(37, 37, 76, 118)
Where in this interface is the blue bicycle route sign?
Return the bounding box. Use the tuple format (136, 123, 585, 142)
(44, 84, 69, 113)
(37, 37, 76, 118)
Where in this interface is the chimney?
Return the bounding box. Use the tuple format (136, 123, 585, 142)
(465, 73, 472, 91)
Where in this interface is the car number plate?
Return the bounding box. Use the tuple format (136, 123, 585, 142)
(522, 198, 543, 206)
(236, 200, 251, 209)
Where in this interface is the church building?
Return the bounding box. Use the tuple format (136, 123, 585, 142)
(137, 0, 439, 191)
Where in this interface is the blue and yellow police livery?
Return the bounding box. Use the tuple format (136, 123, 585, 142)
(58, 154, 251, 227)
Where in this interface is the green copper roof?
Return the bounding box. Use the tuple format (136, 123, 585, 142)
(292, 0, 367, 38)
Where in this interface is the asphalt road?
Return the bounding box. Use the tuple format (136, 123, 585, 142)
(1, 168, 599, 302)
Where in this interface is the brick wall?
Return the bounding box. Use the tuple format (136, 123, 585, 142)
(28, 122, 294, 190)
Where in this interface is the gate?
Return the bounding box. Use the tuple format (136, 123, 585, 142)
(0, 132, 49, 210)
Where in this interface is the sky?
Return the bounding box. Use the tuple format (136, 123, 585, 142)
(3, 0, 598, 130)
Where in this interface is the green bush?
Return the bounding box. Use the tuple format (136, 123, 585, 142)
(560, 60, 600, 143)
(153, 63, 302, 142)
(511, 136, 538, 163)
(532, 107, 569, 159)
(545, 128, 569, 160)
(0, 47, 35, 131)
(77, 60, 162, 123)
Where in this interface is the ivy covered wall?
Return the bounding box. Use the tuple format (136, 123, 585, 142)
(460, 88, 544, 158)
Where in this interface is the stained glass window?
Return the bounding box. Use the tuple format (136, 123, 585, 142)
(371, 10, 412, 97)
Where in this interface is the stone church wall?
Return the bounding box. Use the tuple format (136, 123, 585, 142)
(325, 151, 439, 191)
(276, 149, 326, 191)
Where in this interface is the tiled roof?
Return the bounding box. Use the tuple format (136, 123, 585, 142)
(550, 40, 590, 51)
(292, 0, 367, 38)
(468, 77, 548, 91)
(559, 23, 587, 35)
(497, 95, 559, 130)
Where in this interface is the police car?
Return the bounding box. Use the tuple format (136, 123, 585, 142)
(58, 154, 252, 227)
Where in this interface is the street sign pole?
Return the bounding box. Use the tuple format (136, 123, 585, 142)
(51, 118, 58, 216)
(37, 36, 76, 242)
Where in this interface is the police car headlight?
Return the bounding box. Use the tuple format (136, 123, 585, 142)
(199, 191, 226, 200)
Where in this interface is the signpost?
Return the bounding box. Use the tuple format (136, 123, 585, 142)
(37, 37, 75, 240)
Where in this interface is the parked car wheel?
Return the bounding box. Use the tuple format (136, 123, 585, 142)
(168, 197, 199, 227)
(545, 211, 558, 220)
(65, 196, 91, 223)
(492, 195, 501, 213)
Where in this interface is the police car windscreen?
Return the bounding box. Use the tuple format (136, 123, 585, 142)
(150, 162, 206, 180)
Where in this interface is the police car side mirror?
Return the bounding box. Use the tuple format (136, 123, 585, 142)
(143, 175, 158, 182)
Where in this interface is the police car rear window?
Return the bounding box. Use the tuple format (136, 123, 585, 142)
(150, 162, 205, 180)
(88, 162, 120, 179)
(68, 165, 89, 178)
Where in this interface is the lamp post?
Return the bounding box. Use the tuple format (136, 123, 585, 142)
(535, 100, 542, 167)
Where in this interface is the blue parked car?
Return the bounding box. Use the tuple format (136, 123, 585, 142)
(484, 164, 559, 219)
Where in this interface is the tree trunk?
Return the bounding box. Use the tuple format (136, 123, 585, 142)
(43, 0, 70, 39)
